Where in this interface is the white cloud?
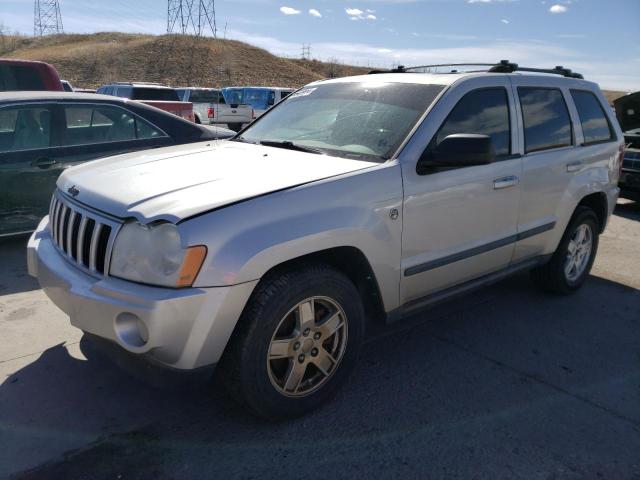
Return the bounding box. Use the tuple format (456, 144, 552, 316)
(549, 4, 568, 13)
(501, 19, 510, 24)
(308, 9, 322, 18)
(279, 6, 301, 15)
(345, 7, 377, 20)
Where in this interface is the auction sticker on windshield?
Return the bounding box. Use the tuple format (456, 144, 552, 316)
(289, 87, 317, 99)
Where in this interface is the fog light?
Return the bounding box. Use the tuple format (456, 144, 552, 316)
(114, 312, 149, 348)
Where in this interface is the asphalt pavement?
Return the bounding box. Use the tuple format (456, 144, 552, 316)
(1, 201, 639, 480)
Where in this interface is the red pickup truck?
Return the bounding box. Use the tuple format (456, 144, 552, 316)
(0, 59, 64, 91)
(96, 82, 195, 122)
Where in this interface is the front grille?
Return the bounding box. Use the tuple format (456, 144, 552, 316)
(49, 191, 121, 276)
(623, 149, 640, 171)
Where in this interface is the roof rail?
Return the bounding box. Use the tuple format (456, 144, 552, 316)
(368, 60, 584, 79)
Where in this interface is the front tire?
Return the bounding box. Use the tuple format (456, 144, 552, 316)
(218, 264, 365, 420)
(531, 206, 599, 294)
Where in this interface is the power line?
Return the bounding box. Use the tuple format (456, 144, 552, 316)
(34, 0, 63, 36)
(167, 0, 216, 37)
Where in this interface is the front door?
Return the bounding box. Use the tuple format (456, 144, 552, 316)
(0, 103, 58, 236)
(400, 79, 522, 305)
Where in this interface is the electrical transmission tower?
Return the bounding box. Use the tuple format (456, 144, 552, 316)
(34, 0, 63, 36)
(301, 44, 311, 60)
(167, 0, 217, 37)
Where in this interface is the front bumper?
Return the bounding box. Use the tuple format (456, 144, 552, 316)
(27, 217, 258, 370)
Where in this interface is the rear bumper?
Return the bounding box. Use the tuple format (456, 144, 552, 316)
(28, 216, 257, 370)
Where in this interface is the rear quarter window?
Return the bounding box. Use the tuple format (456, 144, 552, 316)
(519, 87, 572, 154)
(570, 90, 614, 144)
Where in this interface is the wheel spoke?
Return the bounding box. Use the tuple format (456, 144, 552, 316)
(269, 338, 294, 359)
(313, 348, 336, 376)
(318, 312, 343, 339)
(283, 361, 307, 393)
(575, 226, 585, 244)
(297, 300, 315, 330)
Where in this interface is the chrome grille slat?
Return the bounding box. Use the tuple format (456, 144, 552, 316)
(48, 191, 121, 278)
(89, 223, 103, 272)
(77, 217, 88, 266)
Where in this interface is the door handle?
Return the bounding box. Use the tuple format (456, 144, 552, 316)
(566, 161, 582, 172)
(32, 157, 57, 169)
(493, 175, 519, 190)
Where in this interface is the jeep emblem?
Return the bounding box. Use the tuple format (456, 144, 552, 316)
(67, 185, 80, 197)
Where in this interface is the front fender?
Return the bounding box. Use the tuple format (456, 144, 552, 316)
(180, 163, 404, 313)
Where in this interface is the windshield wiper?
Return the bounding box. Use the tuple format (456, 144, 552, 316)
(259, 140, 325, 155)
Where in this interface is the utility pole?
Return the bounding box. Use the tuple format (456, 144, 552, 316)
(167, 0, 217, 37)
(34, 0, 63, 36)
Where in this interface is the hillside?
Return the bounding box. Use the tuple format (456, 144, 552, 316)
(0, 32, 629, 103)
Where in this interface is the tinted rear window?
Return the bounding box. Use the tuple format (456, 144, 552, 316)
(0, 65, 46, 91)
(131, 88, 180, 101)
(570, 90, 613, 144)
(188, 89, 220, 103)
(519, 87, 572, 153)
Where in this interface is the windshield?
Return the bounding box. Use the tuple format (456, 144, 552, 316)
(132, 87, 180, 101)
(238, 82, 444, 162)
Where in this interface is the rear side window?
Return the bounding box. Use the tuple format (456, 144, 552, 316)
(519, 88, 572, 153)
(0, 65, 46, 91)
(434, 88, 511, 157)
(62, 105, 164, 146)
(570, 90, 613, 144)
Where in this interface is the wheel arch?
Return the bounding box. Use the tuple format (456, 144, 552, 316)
(576, 191, 608, 233)
(256, 246, 387, 324)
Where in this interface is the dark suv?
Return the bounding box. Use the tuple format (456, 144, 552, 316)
(614, 92, 640, 200)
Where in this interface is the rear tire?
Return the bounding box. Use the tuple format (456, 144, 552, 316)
(531, 207, 599, 294)
(218, 264, 365, 420)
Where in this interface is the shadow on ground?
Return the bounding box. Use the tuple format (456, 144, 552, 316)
(2, 273, 639, 479)
(614, 200, 640, 221)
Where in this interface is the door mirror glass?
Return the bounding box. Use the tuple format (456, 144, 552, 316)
(418, 134, 495, 173)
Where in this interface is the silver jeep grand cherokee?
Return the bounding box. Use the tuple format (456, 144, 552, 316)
(28, 62, 623, 419)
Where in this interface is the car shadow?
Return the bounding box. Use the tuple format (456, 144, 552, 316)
(0, 235, 40, 296)
(3, 273, 640, 479)
(614, 199, 640, 221)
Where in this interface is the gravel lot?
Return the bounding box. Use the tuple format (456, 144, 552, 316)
(1, 201, 639, 480)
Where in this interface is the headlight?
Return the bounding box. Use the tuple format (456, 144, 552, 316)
(109, 222, 206, 288)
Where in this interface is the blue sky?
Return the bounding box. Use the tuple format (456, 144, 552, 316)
(1, 0, 639, 90)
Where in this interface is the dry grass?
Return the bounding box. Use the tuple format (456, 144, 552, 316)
(0, 32, 631, 103)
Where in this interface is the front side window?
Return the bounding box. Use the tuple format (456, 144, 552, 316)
(0, 106, 51, 153)
(62, 105, 164, 146)
(570, 90, 613, 144)
(433, 88, 511, 157)
(519, 87, 572, 153)
(238, 82, 444, 162)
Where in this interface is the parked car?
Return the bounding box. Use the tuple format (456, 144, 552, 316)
(175, 87, 252, 131)
(0, 59, 63, 92)
(222, 86, 294, 118)
(61, 80, 74, 92)
(96, 82, 195, 123)
(614, 91, 640, 200)
(28, 62, 623, 419)
(0, 91, 233, 237)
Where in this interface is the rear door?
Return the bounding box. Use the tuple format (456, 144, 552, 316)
(509, 79, 581, 262)
(0, 103, 57, 235)
(400, 78, 522, 304)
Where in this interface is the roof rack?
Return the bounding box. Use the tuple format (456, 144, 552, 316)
(369, 60, 584, 79)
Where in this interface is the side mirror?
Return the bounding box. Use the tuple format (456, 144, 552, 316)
(418, 134, 496, 174)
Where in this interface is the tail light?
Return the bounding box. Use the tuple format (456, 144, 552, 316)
(614, 143, 625, 183)
(207, 107, 214, 118)
(183, 111, 195, 123)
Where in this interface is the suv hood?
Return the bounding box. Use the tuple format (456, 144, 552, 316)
(57, 141, 377, 223)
